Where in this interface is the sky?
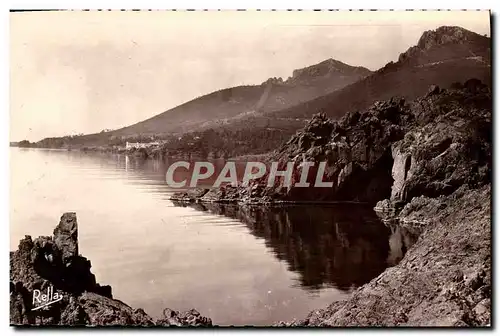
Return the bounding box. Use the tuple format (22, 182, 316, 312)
(10, 10, 490, 142)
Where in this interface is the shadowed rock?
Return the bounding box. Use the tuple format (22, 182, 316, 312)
(53, 212, 78, 264)
(10, 213, 212, 327)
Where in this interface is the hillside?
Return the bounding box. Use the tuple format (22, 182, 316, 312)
(172, 25, 491, 158)
(157, 26, 491, 158)
(29, 26, 490, 156)
(175, 78, 491, 205)
(32, 58, 369, 149)
(108, 59, 371, 137)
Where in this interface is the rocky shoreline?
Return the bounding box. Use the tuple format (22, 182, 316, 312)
(10, 213, 212, 327)
(11, 80, 491, 327)
(170, 80, 492, 326)
(172, 80, 491, 207)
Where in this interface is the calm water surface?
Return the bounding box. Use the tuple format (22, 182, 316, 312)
(10, 148, 416, 325)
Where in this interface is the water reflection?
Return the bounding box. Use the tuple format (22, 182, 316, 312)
(173, 202, 419, 291)
(12, 149, 423, 324)
(14, 149, 420, 304)
(60, 152, 420, 293)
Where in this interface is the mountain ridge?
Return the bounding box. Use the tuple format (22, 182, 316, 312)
(26, 25, 491, 154)
(107, 57, 372, 139)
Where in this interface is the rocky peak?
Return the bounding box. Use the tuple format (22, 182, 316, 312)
(53, 212, 78, 263)
(398, 26, 487, 63)
(286, 58, 372, 84)
(261, 77, 285, 86)
(417, 26, 480, 50)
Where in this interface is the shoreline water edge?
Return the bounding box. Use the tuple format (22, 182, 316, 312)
(10, 81, 491, 326)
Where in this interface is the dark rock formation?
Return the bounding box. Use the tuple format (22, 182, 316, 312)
(377, 79, 491, 211)
(10, 213, 212, 327)
(178, 80, 490, 209)
(170, 188, 210, 203)
(170, 80, 491, 327)
(269, 80, 492, 327)
(157, 308, 213, 327)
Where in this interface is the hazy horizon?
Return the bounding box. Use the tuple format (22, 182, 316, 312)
(10, 10, 490, 142)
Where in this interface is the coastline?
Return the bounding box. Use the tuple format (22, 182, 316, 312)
(10, 81, 492, 326)
(10, 213, 212, 327)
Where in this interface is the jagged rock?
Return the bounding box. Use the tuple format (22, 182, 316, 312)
(171, 188, 210, 203)
(53, 212, 78, 263)
(427, 84, 441, 96)
(10, 213, 212, 327)
(390, 144, 412, 201)
(200, 185, 240, 203)
(391, 84, 491, 204)
(157, 308, 212, 327)
(398, 26, 485, 63)
(417, 26, 477, 50)
(171, 81, 490, 208)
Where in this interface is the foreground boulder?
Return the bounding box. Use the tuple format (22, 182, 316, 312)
(10, 213, 212, 327)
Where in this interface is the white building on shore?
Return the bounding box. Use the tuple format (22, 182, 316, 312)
(125, 141, 160, 150)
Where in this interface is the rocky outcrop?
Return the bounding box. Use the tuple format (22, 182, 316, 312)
(287, 58, 372, 85)
(10, 213, 212, 327)
(269, 80, 492, 327)
(176, 80, 490, 210)
(170, 188, 210, 203)
(377, 79, 491, 211)
(169, 80, 491, 327)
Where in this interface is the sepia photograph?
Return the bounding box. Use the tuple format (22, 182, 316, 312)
(9, 9, 492, 327)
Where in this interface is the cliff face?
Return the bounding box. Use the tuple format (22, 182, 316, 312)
(10, 213, 212, 327)
(268, 80, 491, 327)
(195, 79, 490, 208)
(382, 80, 491, 207)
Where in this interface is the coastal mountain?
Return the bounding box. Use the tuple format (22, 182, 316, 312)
(115, 25, 490, 137)
(272, 26, 491, 120)
(29, 26, 490, 157)
(154, 26, 491, 159)
(44, 58, 370, 148)
(109, 59, 372, 137)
